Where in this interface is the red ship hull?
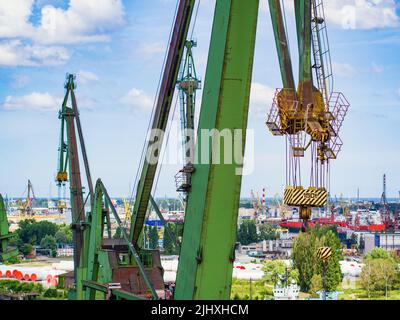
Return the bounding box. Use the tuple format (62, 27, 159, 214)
(280, 219, 386, 233)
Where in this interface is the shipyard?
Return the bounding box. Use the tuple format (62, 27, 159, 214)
(0, 0, 400, 308)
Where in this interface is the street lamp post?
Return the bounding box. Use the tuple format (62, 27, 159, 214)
(316, 247, 333, 300)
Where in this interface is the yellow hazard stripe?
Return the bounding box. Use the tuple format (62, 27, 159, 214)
(291, 190, 304, 205)
(311, 190, 328, 206)
(317, 247, 332, 261)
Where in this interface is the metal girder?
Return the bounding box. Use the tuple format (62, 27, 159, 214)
(112, 289, 147, 300)
(295, 0, 313, 106)
(84, 180, 158, 300)
(0, 194, 18, 262)
(85, 180, 105, 300)
(149, 195, 179, 250)
(268, 0, 295, 90)
(174, 0, 259, 300)
(130, 0, 196, 247)
(57, 74, 94, 300)
(65, 109, 85, 274)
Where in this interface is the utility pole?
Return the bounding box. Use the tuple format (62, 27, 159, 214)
(249, 278, 252, 300)
(322, 262, 327, 300)
(316, 247, 332, 300)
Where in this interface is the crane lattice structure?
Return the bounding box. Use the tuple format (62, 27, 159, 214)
(55, 74, 94, 299)
(266, 0, 349, 231)
(175, 40, 201, 199)
(57, 0, 349, 301)
(18, 180, 36, 216)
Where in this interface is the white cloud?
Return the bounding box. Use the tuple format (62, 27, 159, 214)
(323, 0, 399, 29)
(250, 83, 275, 117)
(0, 0, 35, 38)
(77, 70, 100, 85)
(1, 92, 61, 111)
(0, 40, 70, 66)
(277, 0, 399, 29)
(119, 88, 154, 111)
(35, 0, 125, 44)
(138, 42, 166, 56)
(332, 62, 357, 78)
(0, 0, 125, 44)
(0, 0, 125, 66)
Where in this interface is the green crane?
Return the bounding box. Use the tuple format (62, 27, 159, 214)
(175, 40, 201, 200)
(56, 74, 94, 299)
(0, 0, 348, 300)
(0, 194, 19, 262)
(175, 0, 260, 299)
(75, 0, 259, 300)
(79, 0, 197, 300)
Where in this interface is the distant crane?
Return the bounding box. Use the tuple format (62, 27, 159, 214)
(273, 194, 289, 219)
(18, 180, 36, 216)
(122, 197, 132, 224)
(56, 74, 94, 299)
(250, 189, 260, 216)
(380, 174, 397, 231)
(381, 173, 387, 205)
(175, 40, 201, 200)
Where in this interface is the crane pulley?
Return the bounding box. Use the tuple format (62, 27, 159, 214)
(266, 0, 349, 230)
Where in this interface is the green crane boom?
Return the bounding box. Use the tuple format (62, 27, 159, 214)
(175, 0, 260, 299)
(129, 0, 196, 248)
(56, 74, 93, 299)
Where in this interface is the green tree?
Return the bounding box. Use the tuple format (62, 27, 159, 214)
(263, 260, 286, 285)
(237, 220, 258, 245)
(377, 259, 397, 299)
(232, 293, 240, 300)
(149, 226, 159, 249)
(258, 224, 277, 241)
(365, 248, 393, 261)
(361, 257, 397, 299)
(310, 274, 323, 294)
(292, 225, 342, 292)
(57, 224, 73, 244)
(263, 260, 299, 286)
(163, 223, 176, 255)
(20, 243, 33, 256)
(17, 219, 58, 245)
(43, 288, 58, 298)
(113, 226, 123, 239)
(55, 231, 68, 245)
(40, 235, 57, 257)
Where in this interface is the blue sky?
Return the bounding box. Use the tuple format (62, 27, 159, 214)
(0, 0, 399, 200)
